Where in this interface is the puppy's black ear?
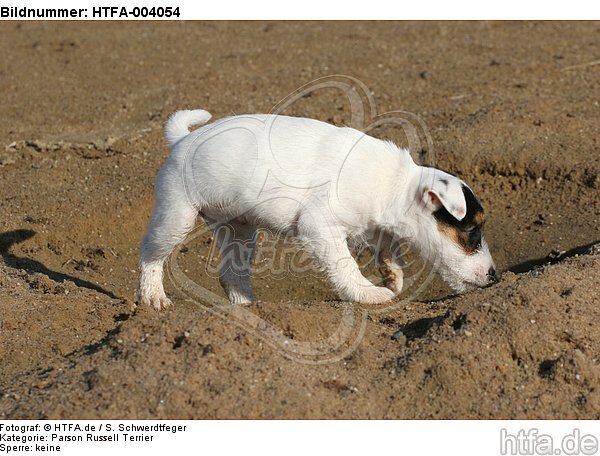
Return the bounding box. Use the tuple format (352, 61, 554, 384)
(421, 173, 467, 221)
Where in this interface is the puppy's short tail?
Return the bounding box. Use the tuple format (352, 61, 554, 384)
(164, 109, 212, 147)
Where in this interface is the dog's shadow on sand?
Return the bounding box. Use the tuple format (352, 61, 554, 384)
(508, 240, 599, 274)
(0, 229, 119, 299)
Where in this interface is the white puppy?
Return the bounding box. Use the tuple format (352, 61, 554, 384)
(138, 110, 497, 309)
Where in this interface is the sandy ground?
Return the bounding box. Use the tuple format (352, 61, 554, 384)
(0, 21, 598, 419)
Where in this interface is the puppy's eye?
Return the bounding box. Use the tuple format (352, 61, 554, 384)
(467, 226, 483, 250)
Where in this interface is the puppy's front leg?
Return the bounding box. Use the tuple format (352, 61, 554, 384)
(374, 231, 404, 294)
(299, 223, 395, 304)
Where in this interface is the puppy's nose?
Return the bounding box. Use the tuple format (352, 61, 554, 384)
(487, 266, 499, 283)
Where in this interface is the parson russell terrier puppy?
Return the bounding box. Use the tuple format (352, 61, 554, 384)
(137, 110, 497, 309)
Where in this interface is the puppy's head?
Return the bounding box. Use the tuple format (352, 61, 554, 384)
(412, 168, 497, 292)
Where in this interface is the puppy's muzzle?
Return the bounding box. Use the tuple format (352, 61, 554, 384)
(487, 266, 500, 284)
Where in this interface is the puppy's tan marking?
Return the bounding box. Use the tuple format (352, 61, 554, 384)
(378, 257, 402, 294)
(437, 224, 472, 255)
(437, 208, 485, 255)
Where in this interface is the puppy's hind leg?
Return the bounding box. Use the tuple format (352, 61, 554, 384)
(138, 190, 198, 310)
(209, 219, 257, 304)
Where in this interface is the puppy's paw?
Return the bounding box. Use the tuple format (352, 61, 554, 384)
(137, 291, 173, 310)
(228, 290, 254, 305)
(220, 277, 254, 304)
(379, 263, 403, 294)
(152, 295, 173, 310)
(357, 286, 396, 304)
(382, 274, 403, 294)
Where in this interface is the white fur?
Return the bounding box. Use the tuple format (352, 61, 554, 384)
(164, 109, 212, 147)
(138, 110, 496, 309)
